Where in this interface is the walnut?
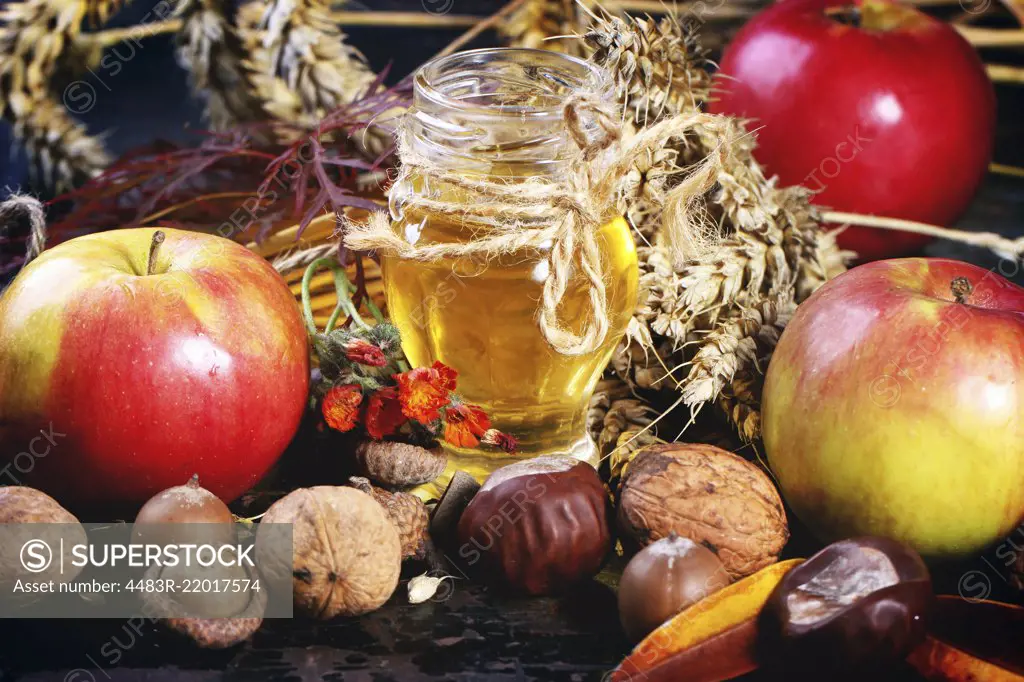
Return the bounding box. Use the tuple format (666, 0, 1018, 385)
(347, 476, 429, 560)
(355, 440, 447, 487)
(617, 443, 789, 579)
(0, 487, 87, 595)
(259, 486, 401, 619)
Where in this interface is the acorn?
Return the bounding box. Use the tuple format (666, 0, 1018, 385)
(355, 440, 447, 487)
(346, 476, 429, 560)
(617, 534, 732, 642)
(133, 474, 235, 547)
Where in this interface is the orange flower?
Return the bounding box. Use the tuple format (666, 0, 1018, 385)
(482, 429, 518, 454)
(443, 403, 491, 448)
(365, 387, 406, 439)
(395, 361, 457, 424)
(322, 384, 363, 432)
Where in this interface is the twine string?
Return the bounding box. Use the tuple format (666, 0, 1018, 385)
(0, 194, 47, 274)
(345, 95, 731, 356)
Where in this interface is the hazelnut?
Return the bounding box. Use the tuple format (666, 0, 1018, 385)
(618, 443, 788, 579)
(457, 456, 611, 596)
(347, 476, 429, 560)
(258, 486, 401, 618)
(618, 534, 732, 642)
(355, 440, 447, 487)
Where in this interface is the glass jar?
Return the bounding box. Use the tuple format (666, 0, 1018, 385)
(382, 48, 639, 486)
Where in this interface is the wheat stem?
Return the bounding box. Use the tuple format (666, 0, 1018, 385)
(956, 26, 1024, 46)
(823, 211, 1024, 259)
(85, 10, 483, 50)
(987, 64, 1024, 84)
(435, 0, 530, 59)
(991, 163, 1024, 178)
(612, 0, 755, 19)
(332, 11, 481, 27)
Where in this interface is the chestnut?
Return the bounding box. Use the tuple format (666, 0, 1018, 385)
(759, 536, 932, 677)
(618, 534, 731, 642)
(456, 456, 611, 595)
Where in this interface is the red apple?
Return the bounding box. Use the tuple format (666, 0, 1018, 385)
(763, 258, 1024, 558)
(710, 0, 996, 261)
(0, 228, 309, 506)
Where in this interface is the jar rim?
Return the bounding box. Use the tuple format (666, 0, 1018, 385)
(413, 47, 613, 121)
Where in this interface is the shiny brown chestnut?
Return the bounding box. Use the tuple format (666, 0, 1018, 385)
(618, 534, 731, 643)
(456, 456, 612, 595)
(759, 536, 932, 677)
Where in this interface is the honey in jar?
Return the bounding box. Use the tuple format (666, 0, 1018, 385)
(382, 48, 639, 485)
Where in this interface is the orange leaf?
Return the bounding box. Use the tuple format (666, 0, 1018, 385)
(907, 596, 1024, 681)
(612, 558, 803, 681)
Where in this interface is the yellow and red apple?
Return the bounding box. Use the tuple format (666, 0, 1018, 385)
(0, 228, 309, 506)
(764, 258, 1024, 558)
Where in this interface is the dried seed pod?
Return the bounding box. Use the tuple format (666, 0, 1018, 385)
(617, 443, 789, 579)
(407, 573, 452, 604)
(258, 486, 401, 619)
(355, 440, 447, 487)
(347, 476, 429, 560)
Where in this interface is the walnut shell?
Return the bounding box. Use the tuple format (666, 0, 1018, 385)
(347, 476, 429, 560)
(259, 486, 401, 619)
(355, 441, 447, 487)
(617, 443, 789, 579)
(0, 486, 80, 524)
(0, 486, 87, 592)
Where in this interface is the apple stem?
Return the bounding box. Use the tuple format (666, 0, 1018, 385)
(951, 277, 973, 304)
(826, 5, 861, 28)
(147, 230, 165, 276)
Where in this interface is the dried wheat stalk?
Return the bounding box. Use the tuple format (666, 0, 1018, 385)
(0, 0, 111, 190)
(582, 9, 713, 122)
(174, 0, 277, 130)
(579, 10, 847, 447)
(248, 0, 375, 117)
(501, 0, 586, 55)
(235, 0, 393, 156)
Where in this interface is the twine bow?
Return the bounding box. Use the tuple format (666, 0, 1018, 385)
(345, 96, 730, 356)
